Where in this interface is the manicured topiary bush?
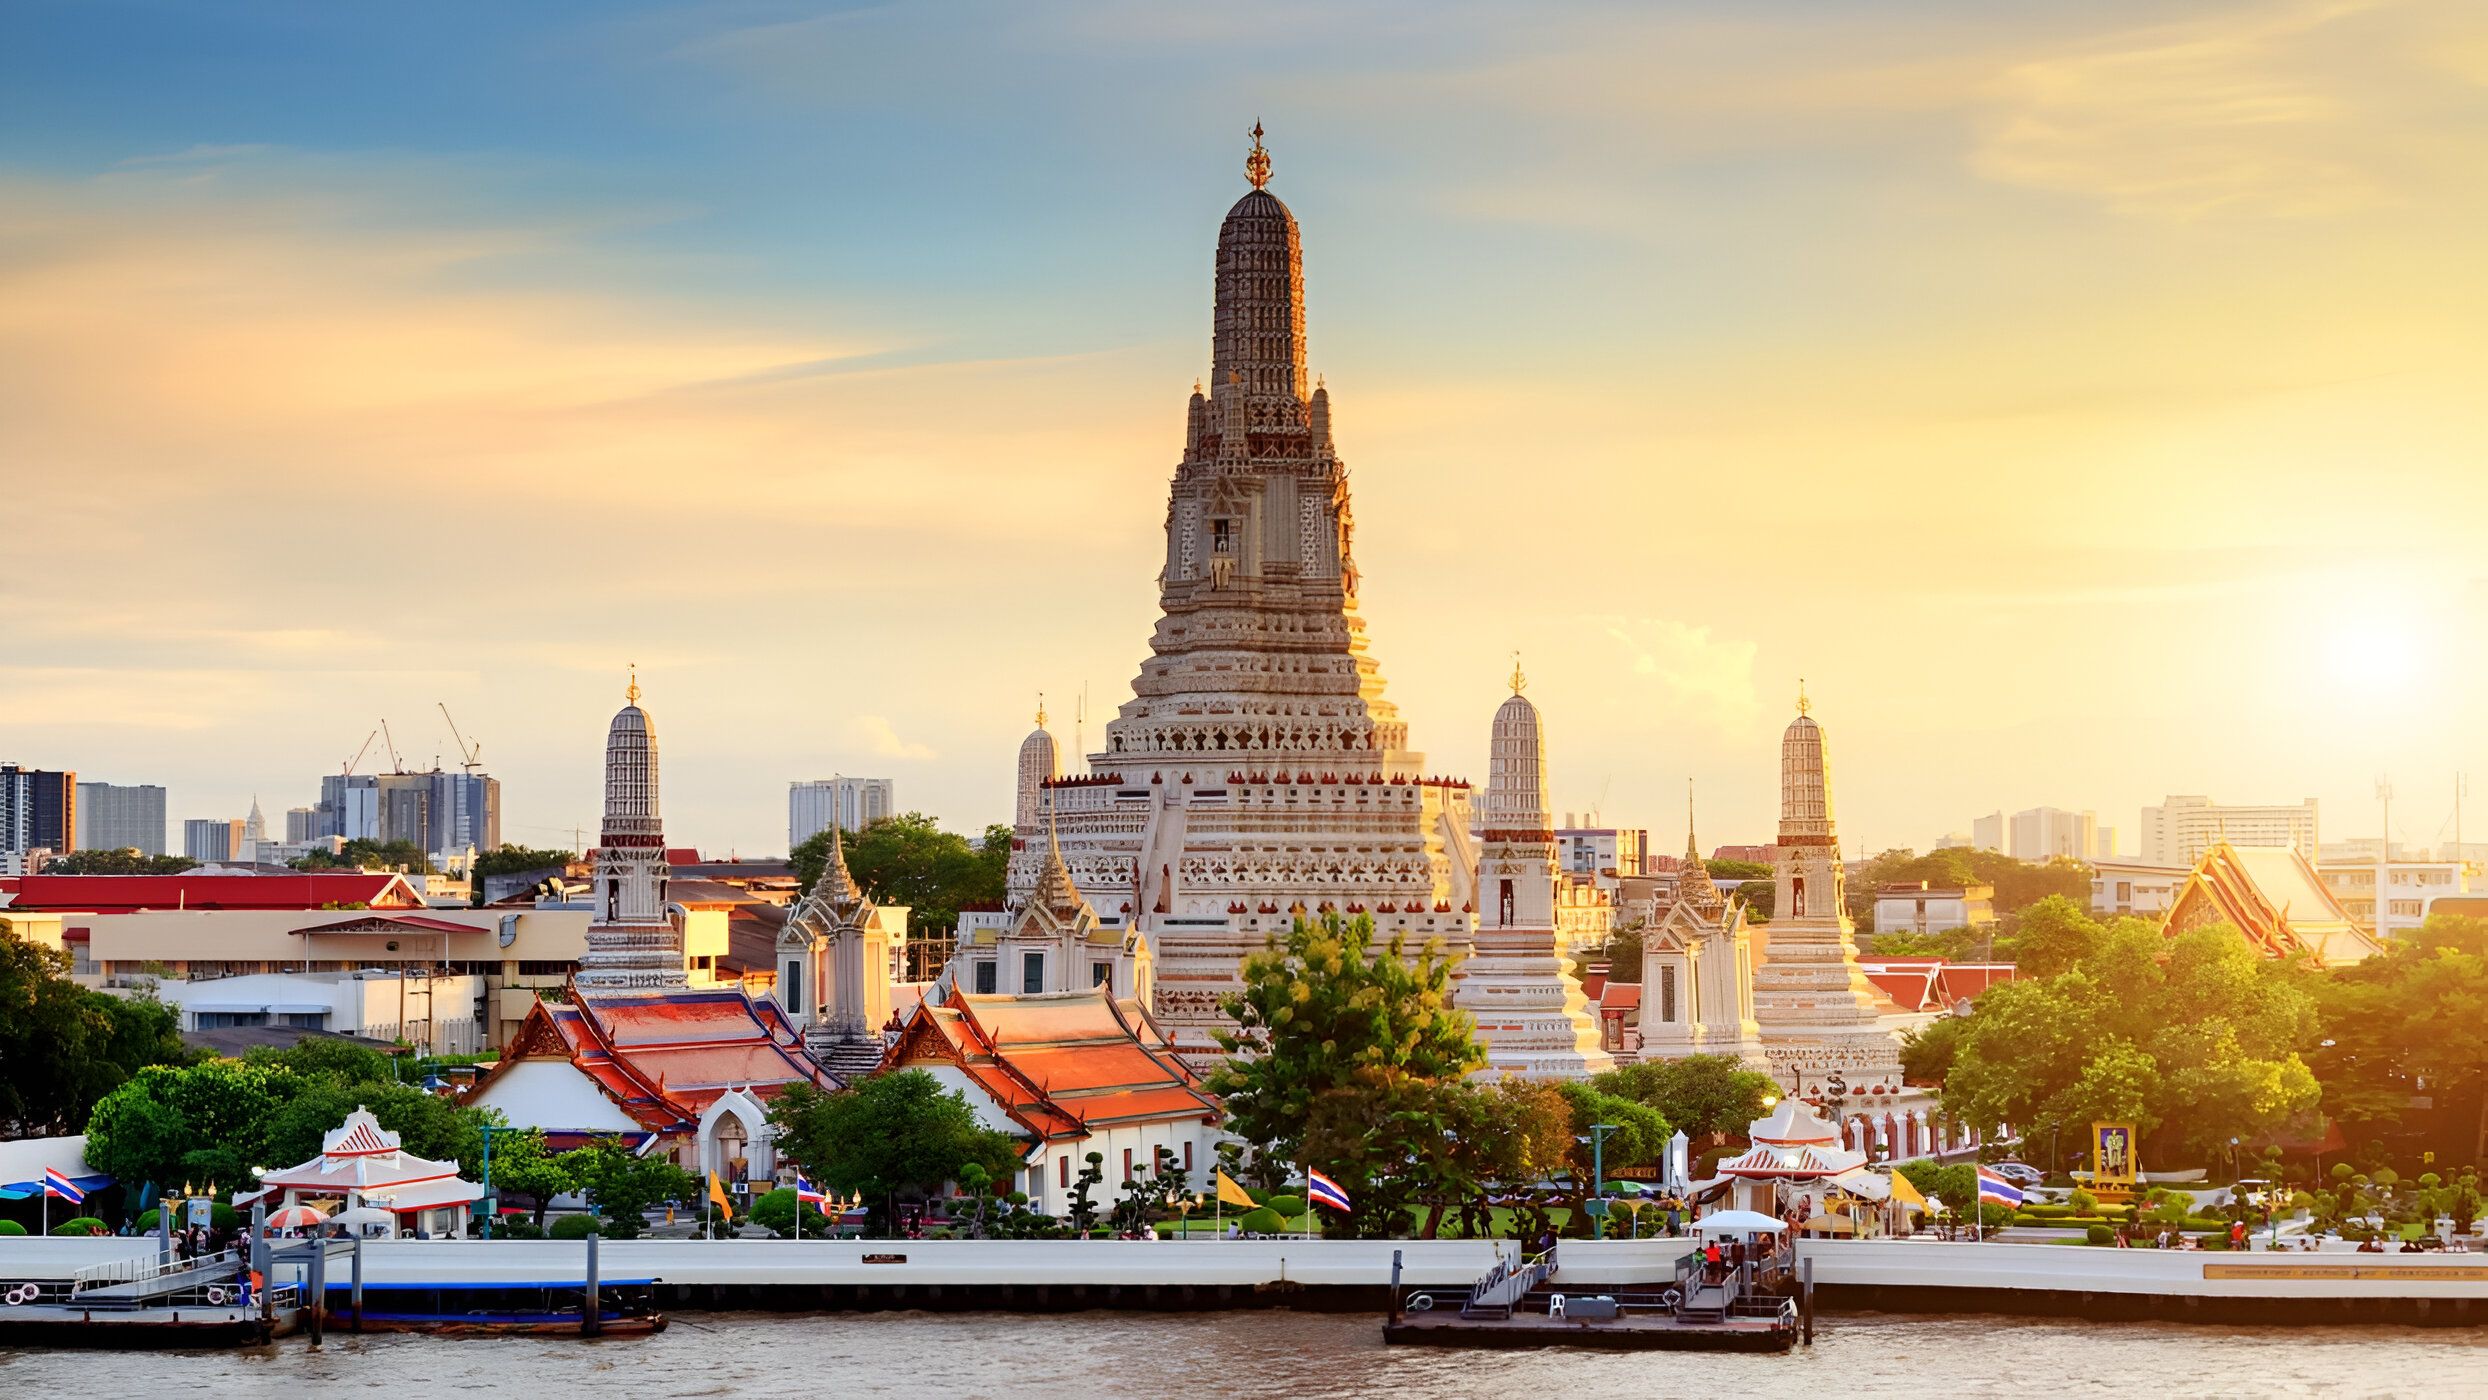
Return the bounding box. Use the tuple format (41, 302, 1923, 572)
(2086, 1224, 2114, 1245)
(548, 1213, 612, 1240)
(1236, 1207, 1285, 1235)
(1264, 1195, 1306, 1220)
(0, 1220, 25, 1235)
(49, 1217, 108, 1236)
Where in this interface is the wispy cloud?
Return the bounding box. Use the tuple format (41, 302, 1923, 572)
(1601, 619, 1761, 735)
(846, 714, 937, 761)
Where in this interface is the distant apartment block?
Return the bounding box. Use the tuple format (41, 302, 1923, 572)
(1, 763, 77, 861)
(309, 769, 499, 858)
(2090, 860, 2187, 919)
(2142, 795, 2319, 868)
(789, 776, 895, 847)
(1555, 820, 1647, 890)
(183, 817, 246, 863)
(2010, 807, 2099, 863)
(1970, 811, 2005, 853)
(2318, 857, 2471, 941)
(75, 782, 167, 856)
(1872, 882, 1997, 936)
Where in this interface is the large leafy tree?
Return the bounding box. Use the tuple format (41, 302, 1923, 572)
(85, 1058, 303, 1192)
(2308, 913, 2488, 1161)
(470, 845, 578, 880)
(1553, 1082, 1671, 1234)
(0, 930, 191, 1137)
(1206, 914, 1482, 1169)
(482, 1127, 576, 1227)
(768, 1072, 1020, 1229)
(1592, 1053, 1773, 1143)
(1937, 913, 2320, 1166)
(557, 1137, 695, 1237)
(788, 814, 1010, 936)
(291, 838, 432, 874)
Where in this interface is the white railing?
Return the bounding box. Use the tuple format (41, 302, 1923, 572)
(70, 1247, 233, 1293)
(1464, 1244, 1557, 1316)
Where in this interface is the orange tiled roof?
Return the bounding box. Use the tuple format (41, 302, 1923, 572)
(882, 988, 1217, 1145)
(2164, 842, 2383, 968)
(471, 988, 836, 1138)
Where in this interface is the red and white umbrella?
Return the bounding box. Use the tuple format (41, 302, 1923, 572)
(266, 1206, 328, 1230)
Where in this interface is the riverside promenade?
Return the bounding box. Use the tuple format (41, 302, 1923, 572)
(4, 1238, 2482, 1324)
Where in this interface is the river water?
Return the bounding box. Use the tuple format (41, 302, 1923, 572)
(2, 1310, 2480, 1397)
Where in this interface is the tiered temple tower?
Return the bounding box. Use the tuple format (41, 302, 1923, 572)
(1747, 688, 1902, 1089)
(1012, 128, 1475, 1067)
(574, 672, 686, 990)
(1457, 664, 1612, 1078)
(777, 823, 902, 1075)
(1637, 786, 1764, 1065)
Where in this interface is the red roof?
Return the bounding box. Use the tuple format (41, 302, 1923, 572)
(470, 988, 835, 1137)
(886, 990, 1217, 1144)
(4, 872, 424, 914)
(292, 913, 486, 936)
(1858, 959, 2016, 1012)
(1598, 982, 1642, 1018)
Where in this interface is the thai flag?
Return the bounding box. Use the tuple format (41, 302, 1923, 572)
(1305, 1168, 1351, 1212)
(1975, 1167, 2024, 1209)
(43, 1168, 85, 1205)
(795, 1175, 827, 1208)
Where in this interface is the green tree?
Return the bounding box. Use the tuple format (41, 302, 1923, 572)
(557, 1136, 695, 1237)
(1206, 914, 1482, 1170)
(746, 1186, 835, 1238)
(478, 1127, 574, 1227)
(1938, 920, 2319, 1167)
(2307, 913, 2488, 1162)
(44, 848, 197, 875)
(788, 815, 1010, 936)
(84, 1058, 305, 1193)
(0, 930, 192, 1137)
(1299, 1068, 1483, 1238)
(2012, 896, 2106, 978)
(1553, 1082, 1670, 1235)
(1705, 859, 1772, 882)
(1899, 1013, 1972, 1087)
(470, 844, 578, 880)
(1600, 923, 1645, 983)
(1592, 1054, 1773, 1142)
(766, 1072, 1020, 1232)
(292, 838, 432, 874)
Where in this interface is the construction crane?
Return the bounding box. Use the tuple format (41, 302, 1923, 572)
(380, 719, 405, 774)
(341, 730, 377, 777)
(438, 702, 484, 774)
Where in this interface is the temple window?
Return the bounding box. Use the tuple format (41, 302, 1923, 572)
(974, 961, 997, 994)
(783, 961, 803, 1014)
(1498, 878, 1514, 926)
(1092, 961, 1112, 987)
(1023, 951, 1044, 994)
(1211, 517, 1234, 554)
(1660, 965, 1676, 1024)
(1791, 875, 1807, 918)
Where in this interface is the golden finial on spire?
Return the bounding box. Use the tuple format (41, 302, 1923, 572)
(626, 663, 640, 705)
(1036, 692, 1048, 728)
(1509, 650, 1527, 696)
(1796, 677, 1809, 716)
(1245, 120, 1271, 190)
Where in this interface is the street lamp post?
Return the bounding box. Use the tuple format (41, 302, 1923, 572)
(1589, 1123, 1619, 1241)
(478, 1124, 503, 1240)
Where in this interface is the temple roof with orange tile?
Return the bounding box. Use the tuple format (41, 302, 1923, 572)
(883, 988, 1218, 1146)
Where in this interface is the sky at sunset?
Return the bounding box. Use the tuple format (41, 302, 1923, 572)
(4, 1, 2484, 861)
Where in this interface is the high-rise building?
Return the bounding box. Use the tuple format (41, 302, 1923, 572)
(2142, 795, 2319, 868)
(285, 806, 316, 844)
(1969, 811, 2005, 853)
(75, 782, 166, 856)
(788, 776, 895, 848)
(1, 764, 77, 860)
(2008, 807, 2098, 863)
(183, 817, 245, 863)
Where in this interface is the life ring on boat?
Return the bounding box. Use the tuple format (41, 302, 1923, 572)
(5, 1283, 37, 1305)
(1659, 1288, 1681, 1309)
(206, 1284, 231, 1304)
(1406, 1293, 1434, 1312)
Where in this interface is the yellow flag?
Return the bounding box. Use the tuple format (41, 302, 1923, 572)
(1889, 1170, 1927, 1212)
(1214, 1169, 1255, 1210)
(708, 1170, 734, 1219)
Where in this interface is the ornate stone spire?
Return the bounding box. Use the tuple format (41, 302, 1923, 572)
(814, 820, 865, 917)
(1678, 780, 1722, 915)
(575, 680, 683, 991)
(1026, 799, 1091, 923)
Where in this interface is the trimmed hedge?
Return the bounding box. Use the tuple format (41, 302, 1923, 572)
(547, 1214, 613, 1240)
(2085, 1224, 2114, 1245)
(49, 1217, 108, 1236)
(136, 1204, 241, 1233)
(0, 1220, 24, 1236)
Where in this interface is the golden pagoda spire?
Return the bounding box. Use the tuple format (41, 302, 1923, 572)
(1510, 650, 1527, 696)
(1796, 677, 1809, 716)
(1036, 692, 1047, 728)
(626, 663, 640, 705)
(1246, 120, 1270, 190)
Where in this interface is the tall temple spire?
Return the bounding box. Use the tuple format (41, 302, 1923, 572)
(1679, 779, 1722, 915)
(627, 663, 640, 706)
(575, 681, 684, 990)
(1245, 120, 1270, 190)
(1509, 650, 1527, 696)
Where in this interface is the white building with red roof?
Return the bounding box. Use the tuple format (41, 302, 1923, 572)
(243, 1106, 485, 1239)
(881, 987, 1221, 1215)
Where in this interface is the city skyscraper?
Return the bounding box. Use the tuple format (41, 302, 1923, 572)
(183, 817, 245, 863)
(75, 782, 166, 856)
(2142, 795, 2320, 868)
(0, 764, 76, 862)
(788, 776, 895, 848)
